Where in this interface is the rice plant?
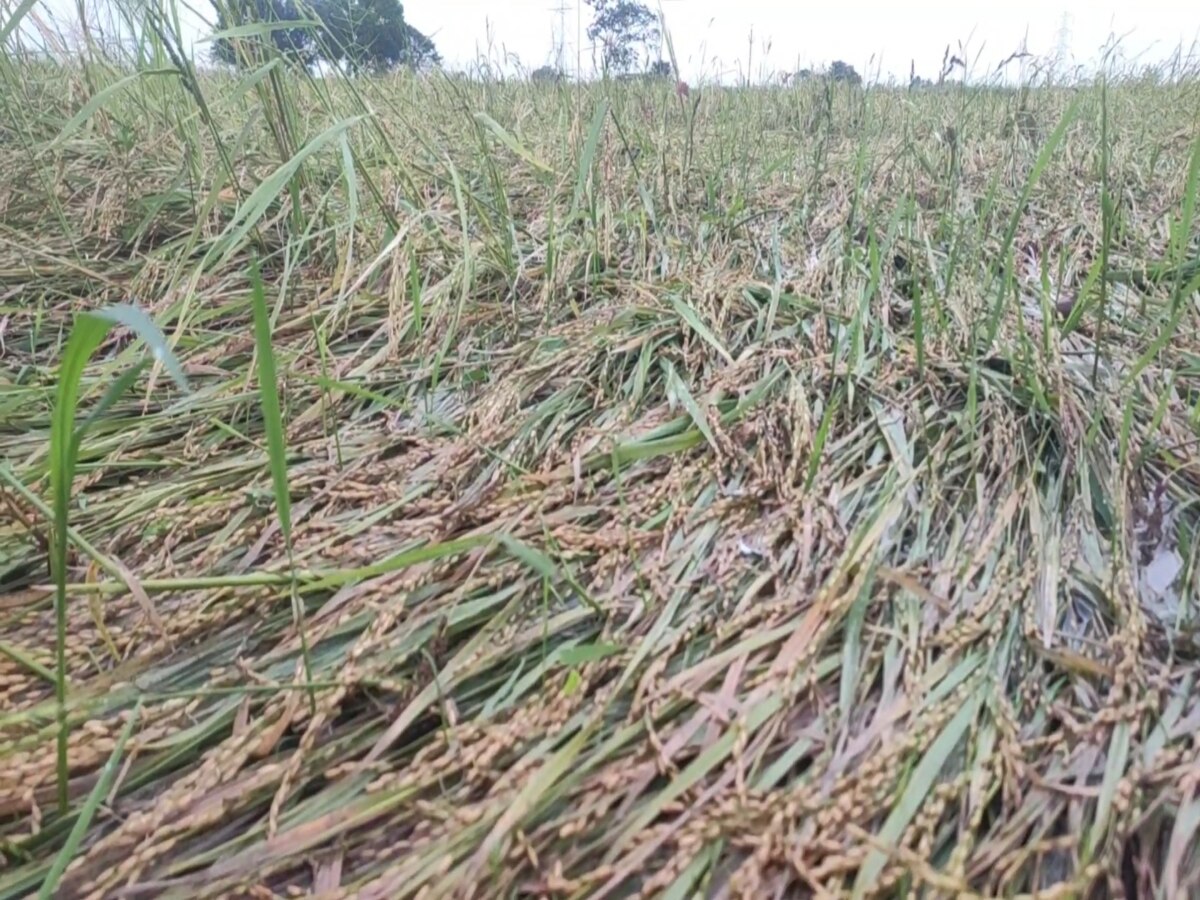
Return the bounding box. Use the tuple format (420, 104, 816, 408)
(3, 4, 1200, 897)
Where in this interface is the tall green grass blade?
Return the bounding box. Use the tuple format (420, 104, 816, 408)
(248, 255, 313, 705)
(984, 95, 1081, 347)
(205, 115, 365, 270)
(46, 72, 150, 152)
(97, 303, 191, 392)
(38, 704, 141, 899)
(0, 0, 42, 47)
(231, 58, 284, 101)
(571, 100, 608, 218)
(48, 303, 187, 812)
(249, 257, 293, 543)
(473, 112, 555, 179)
(1168, 130, 1200, 311)
(202, 19, 322, 43)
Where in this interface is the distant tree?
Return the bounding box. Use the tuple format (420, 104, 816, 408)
(314, 0, 439, 73)
(210, 0, 316, 67)
(829, 60, 861, 85)
(531, 64, 564, 83)
(584, 0, 659, 75)
(209, 0, 439, 72)
(647, 59, 673, 78)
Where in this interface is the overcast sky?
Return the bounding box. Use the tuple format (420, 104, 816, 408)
(397, 0, 1200, 82)
(24, 0, 1200, 83)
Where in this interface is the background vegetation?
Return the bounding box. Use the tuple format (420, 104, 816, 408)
(210, 0, 440, 72)
(2, 3, 1200, 897)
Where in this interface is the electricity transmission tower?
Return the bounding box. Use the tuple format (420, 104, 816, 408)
(1054, 12, 1072, 75)
(548, 0, 570, 72)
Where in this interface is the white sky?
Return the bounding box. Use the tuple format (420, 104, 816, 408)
(398, 0, 1200, 82)
(20, 0, 1200, 83)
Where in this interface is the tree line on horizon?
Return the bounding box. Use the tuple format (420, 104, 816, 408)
(210, 0, 870, 85)
(209, 0, 438, 72)
(209, 0, 672, 75)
